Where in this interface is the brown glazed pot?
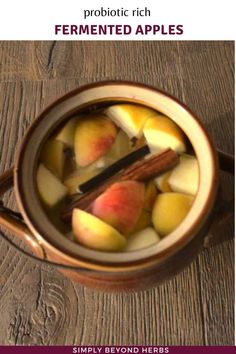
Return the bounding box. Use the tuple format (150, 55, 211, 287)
(0, 81, 234, 292)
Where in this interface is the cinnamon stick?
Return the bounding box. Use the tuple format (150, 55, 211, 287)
(61, 148, 179, 223)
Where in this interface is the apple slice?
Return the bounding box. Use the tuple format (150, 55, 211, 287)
(168, 154, 199, 196)
(105, 130, 132, 160)
(94, 155, 117, 169)
(72, 209, 127, 251)
(143, 114, 186, 153)
(40, 138, 65, 180)
(152, 192, 194, 237)
(64, 154, 118, 194)
(91, 181, 145, 235)
(74, 114, 117, 167)
(130, 209, 152, 234)
(130, 135, 146, 151)
(37, 164, 68, 208)
(125, 227, 160, 252)
(55, 116, 79, 148)
(154, 171, 172, 192)
(105, 104, 156, 139)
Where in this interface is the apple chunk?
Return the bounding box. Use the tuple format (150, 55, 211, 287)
(74, 114, 117, 167)
(64, 169, 99, 195)
(143, 114, 186, 153)
(154, 171, 172, 192)
(168, 154, 199, 196)
(91, 181, 145, 235)
(105, 104, 156, 139)
(129, 209, 152, 234)
(125, 227, 160, 252)
(55, 117, 79, 148)
(40, 138, 65, 180)
(72, 209, 126, 251)
(128, 182, 157, 235)
(152, 192, 194, 237)
(37, 164, 68, 208)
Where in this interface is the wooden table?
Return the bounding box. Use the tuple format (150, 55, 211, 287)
(0, 41, 234, 345)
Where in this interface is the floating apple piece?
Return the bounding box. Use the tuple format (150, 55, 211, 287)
(143, 114, 186, 154)
(168, 154, 199, 196)
(72, 209, 126, 251)
(37, 164, 68, 208)
(55, 116, 79, 148)
(40, 138, 65, 180)
(74, 114, 117, 167)
(125, 227, 160, 252)
(105, 104, 156, 139)
(152, 192, 194, 237)
(91, 181, 145, 235)
(154, 171, 172, 192)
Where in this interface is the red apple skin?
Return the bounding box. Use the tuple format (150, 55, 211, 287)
(91, 181, 145, 235)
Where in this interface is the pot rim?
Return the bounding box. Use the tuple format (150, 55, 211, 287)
(14, 80, 219, 271)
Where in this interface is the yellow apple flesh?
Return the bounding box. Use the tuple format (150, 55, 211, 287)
(37, 164, 68, 208)
(125, 227, 160, 251)
(64, 169, 99, 195)
(105, 104, 156, 139)
(168, 154, 199, 196)
(72, 209, 127, 251)
(143, 114, 186, 153)
(152, 192, 194, 236)
(105, 130, 132, 160)
(74, 114, 117, 167)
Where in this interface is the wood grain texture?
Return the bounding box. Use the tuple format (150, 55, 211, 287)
(0, 41, 234, 345)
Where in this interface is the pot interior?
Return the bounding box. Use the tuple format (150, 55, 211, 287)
(14, 82, 218, 269)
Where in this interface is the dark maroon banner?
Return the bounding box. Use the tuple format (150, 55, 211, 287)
(0, 346, 236, 353)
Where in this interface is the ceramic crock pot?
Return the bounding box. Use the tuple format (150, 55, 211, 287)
(0, 81, 234, 292)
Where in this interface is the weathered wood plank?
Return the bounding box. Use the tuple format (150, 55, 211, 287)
(177, 40, 234, 345)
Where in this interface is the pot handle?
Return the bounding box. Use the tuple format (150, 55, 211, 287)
(0, 167, 45, 258)
(0, 167, 95, 272)
(204, 150, 234, 247)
